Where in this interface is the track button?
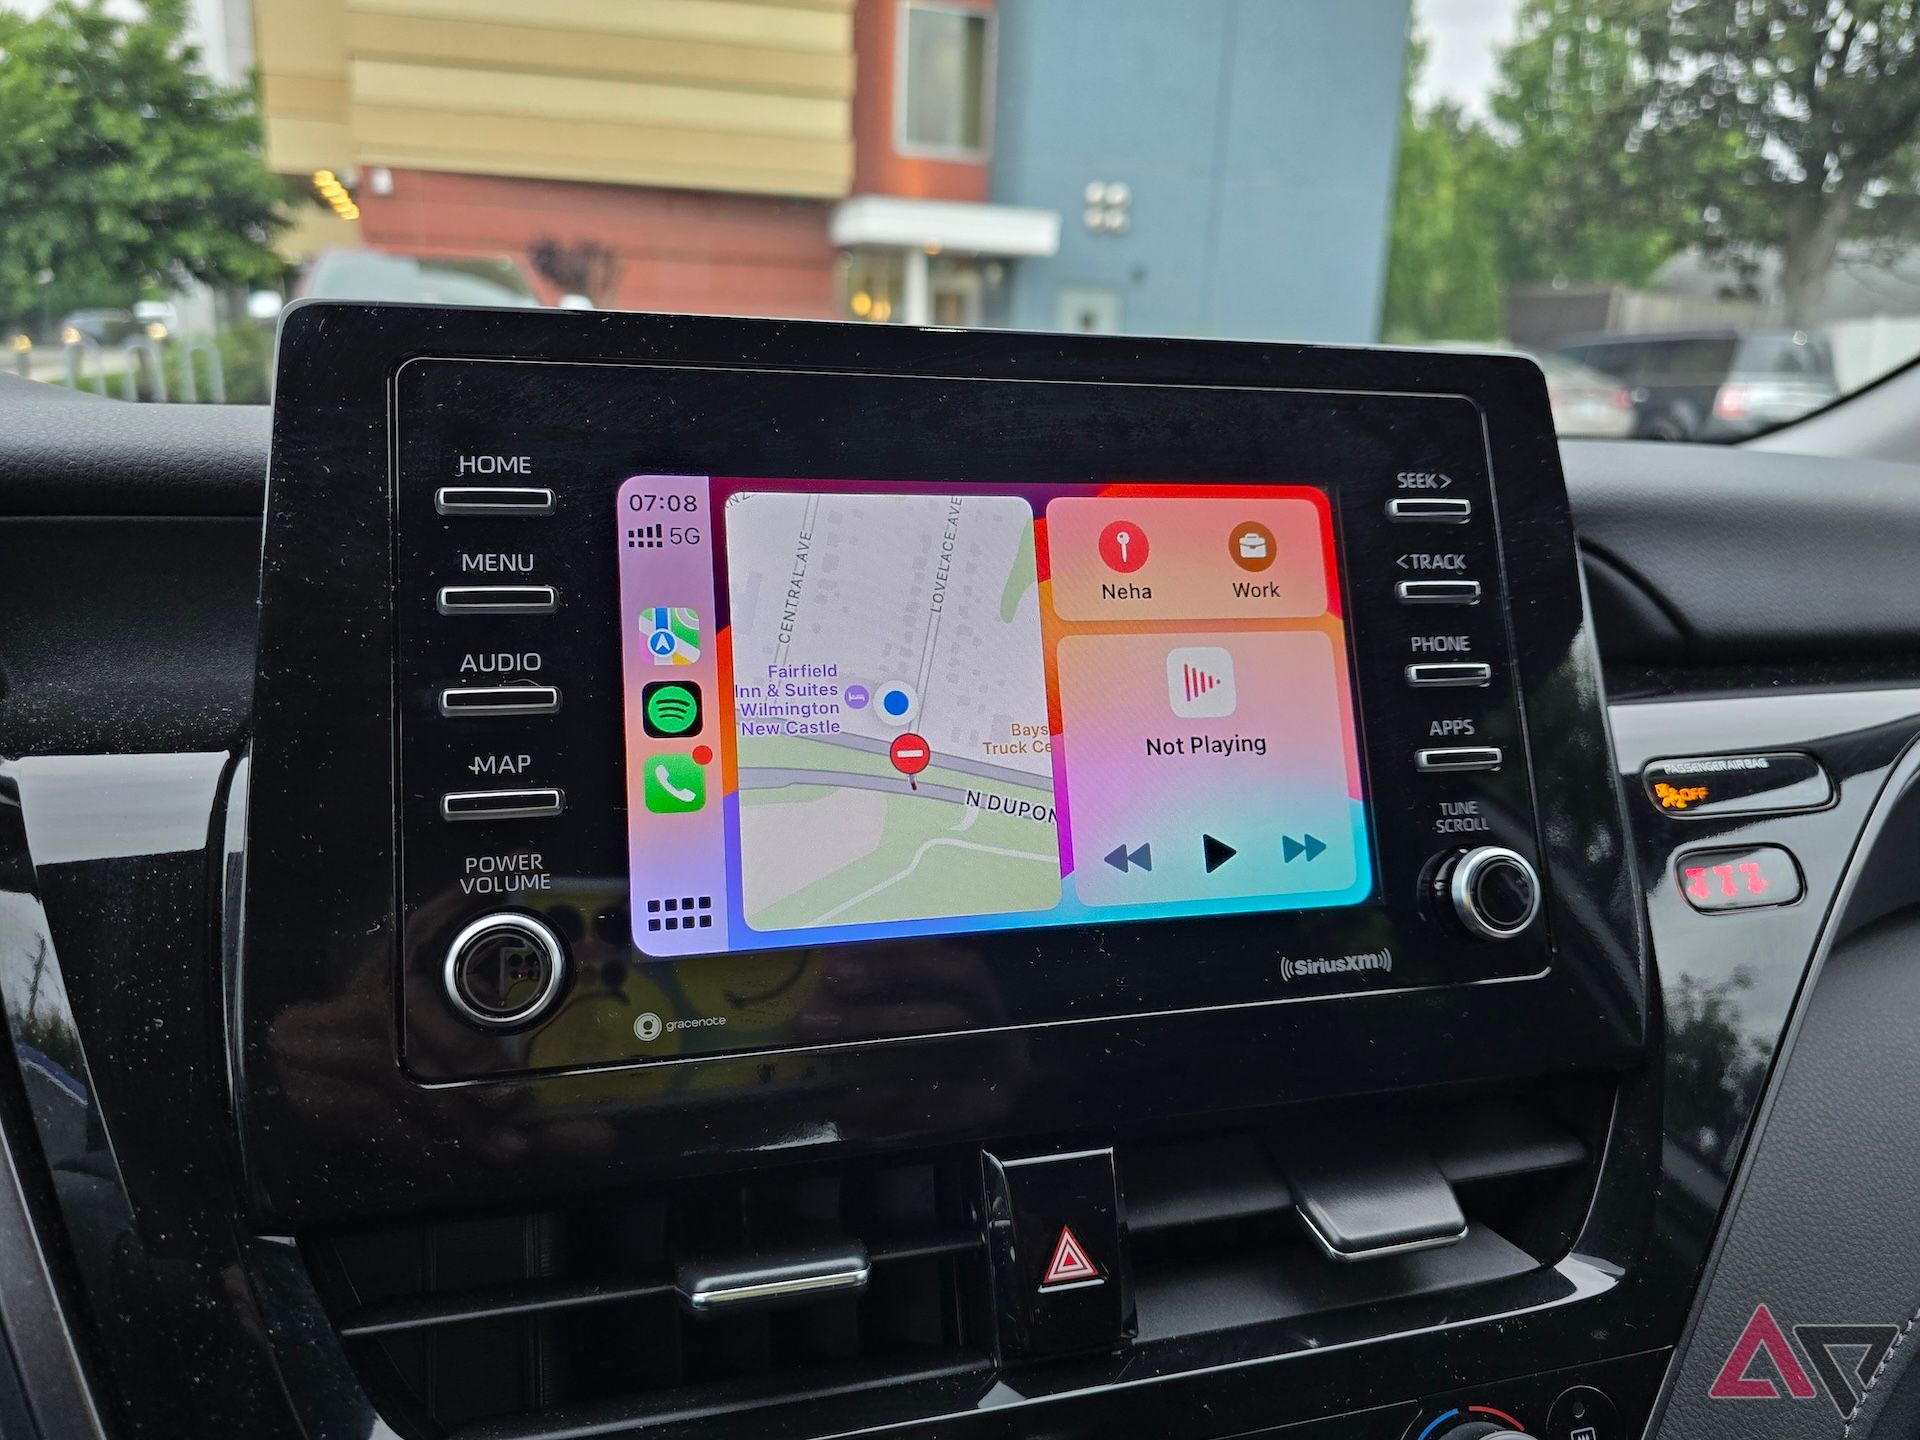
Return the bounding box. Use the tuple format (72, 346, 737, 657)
(1396, 579, 1481, 605)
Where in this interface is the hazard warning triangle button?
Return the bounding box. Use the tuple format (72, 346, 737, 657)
(1040, 1225, 1102, 1289)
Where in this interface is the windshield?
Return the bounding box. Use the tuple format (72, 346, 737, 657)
(4, 0, 1918, 438)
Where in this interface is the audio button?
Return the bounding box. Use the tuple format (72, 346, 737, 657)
(440, 685, 561, 717)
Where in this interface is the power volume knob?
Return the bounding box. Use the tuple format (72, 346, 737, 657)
(443, 913, 567, 1029)
(1440, 846, 1541, 940)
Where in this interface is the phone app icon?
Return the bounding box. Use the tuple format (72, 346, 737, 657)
(643, 606, 701, 665)
(1167, 646, 1237, 719)
(643, 680, 703, 737)
(643, 752, 708, 813)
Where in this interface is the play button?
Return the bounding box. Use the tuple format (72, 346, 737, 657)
(1202, 834, 1237, 873)
(1282, 833, 1327, 863)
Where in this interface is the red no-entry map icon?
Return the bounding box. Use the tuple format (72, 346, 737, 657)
(889, 732, 931, 777)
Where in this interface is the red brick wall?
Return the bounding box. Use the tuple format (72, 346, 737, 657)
(851, 0, 992, 202)
(356, 170, 840, 318)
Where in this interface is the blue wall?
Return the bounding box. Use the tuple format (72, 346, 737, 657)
(988, 0, 1410, 343)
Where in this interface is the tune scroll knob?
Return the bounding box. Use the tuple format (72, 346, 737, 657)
(1437, 845, 1542, 940)
(1432, 1428, 1527, 1440)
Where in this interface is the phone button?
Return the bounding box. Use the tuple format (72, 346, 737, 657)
(441, 788, 565, 822)
(1406, 662, 1492, 688)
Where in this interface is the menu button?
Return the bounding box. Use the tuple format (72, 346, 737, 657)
(437, 585, 557, 616)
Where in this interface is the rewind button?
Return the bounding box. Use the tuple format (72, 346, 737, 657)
(1104, 842, 1152, 873)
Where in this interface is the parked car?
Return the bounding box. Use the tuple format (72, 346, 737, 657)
(57, 307, 139, 345)
(133, 299, 179, 339)
(291, 248, 547, 308)
(1538, 352, 1636, 437)
(1422, 343, 1635, 437)
(1556, 328, 1839, 440)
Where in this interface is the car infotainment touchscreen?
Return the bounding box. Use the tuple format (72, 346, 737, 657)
(616, 476, 1372, 957)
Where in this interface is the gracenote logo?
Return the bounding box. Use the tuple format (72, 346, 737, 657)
(1709, 1303, 1904, 1418)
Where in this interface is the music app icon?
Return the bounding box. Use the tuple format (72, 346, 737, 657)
(1167, 646, 1237, 719)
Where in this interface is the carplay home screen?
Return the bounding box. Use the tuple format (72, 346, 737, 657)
(615, 478, 1372, 957)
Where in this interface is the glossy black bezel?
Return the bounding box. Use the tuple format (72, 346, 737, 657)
(241, 304, 1646, 1225)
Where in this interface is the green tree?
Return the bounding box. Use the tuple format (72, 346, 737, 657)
(1491, 1, 1710, 287)
(1381, 39, 1511, 341)
(0, 0, 291, 326)
(1496, 0, 1920, 324)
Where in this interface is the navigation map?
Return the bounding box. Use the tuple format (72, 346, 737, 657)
(722, 490, 1061, 931)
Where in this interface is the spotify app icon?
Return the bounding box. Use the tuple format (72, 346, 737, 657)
(642, 681, 703, 738)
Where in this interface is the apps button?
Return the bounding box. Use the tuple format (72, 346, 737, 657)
(1168, 646, 1237, 719)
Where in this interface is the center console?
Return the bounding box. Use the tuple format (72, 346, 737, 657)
(238, 306, 1651, 1440)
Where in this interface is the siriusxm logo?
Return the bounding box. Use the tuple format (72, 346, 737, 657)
(1280, 949, 1392, 982)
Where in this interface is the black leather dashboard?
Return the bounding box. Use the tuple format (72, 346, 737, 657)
(2, 345, 1919, 1440)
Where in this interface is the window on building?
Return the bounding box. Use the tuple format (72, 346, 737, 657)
(899, 4, 991, 155)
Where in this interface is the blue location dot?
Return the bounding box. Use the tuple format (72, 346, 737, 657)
(873, 682, 918, 726)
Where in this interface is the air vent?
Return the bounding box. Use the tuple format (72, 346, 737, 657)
(304, 1154, 992, 1439)
(1120, 1092, 1597, 1343)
